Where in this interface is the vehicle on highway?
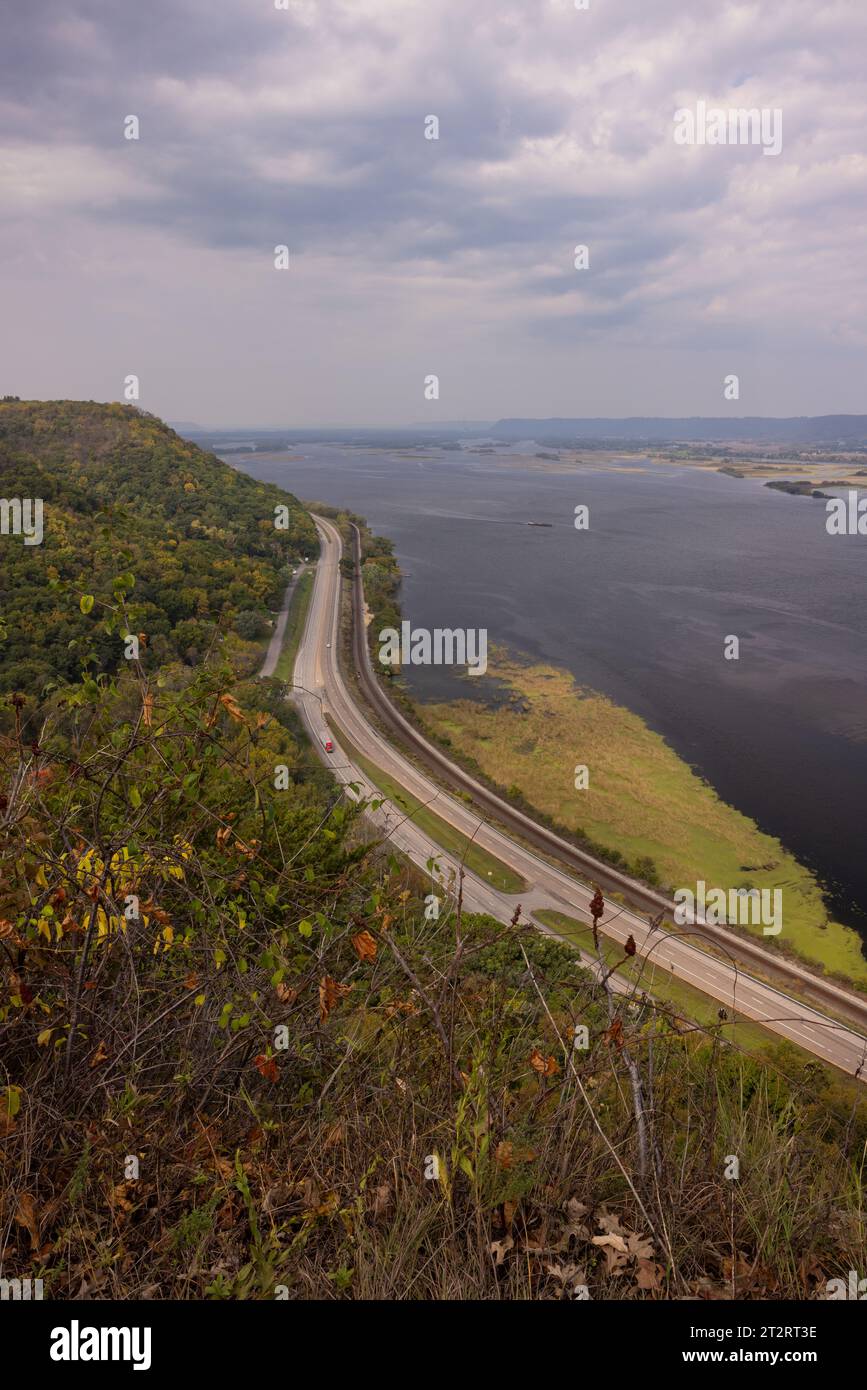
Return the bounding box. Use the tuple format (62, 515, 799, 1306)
(323, 737, 334, 753)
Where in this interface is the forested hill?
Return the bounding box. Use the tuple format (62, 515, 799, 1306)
(0, 400, 316, 699)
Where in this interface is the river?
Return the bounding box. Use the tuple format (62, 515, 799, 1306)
(232, 441, 867, 945)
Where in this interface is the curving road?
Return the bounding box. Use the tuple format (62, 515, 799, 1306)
(292, 516, 867, 1079)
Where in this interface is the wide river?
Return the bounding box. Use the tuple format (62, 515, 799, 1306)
(233, 442, 867, 945)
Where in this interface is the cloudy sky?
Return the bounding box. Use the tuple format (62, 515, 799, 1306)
(2, 0, 866, 426)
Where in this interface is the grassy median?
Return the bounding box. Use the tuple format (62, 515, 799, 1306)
(326, 718, 526, 894)
(273, 569, 314, 682)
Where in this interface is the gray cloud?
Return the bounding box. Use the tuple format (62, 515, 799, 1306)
(1, 0, 865, 424)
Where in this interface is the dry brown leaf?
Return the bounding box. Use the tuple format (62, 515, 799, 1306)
(545, 1261, 588, 1295)
(351, 929, 377, 961)
(110, 1183, 135, 1214)
(529, 1048, 560, 1077)
(371, 1183, 392, 1219)
(592, 1233, 629, 1254)
(490, 1234, 514, 1266)
(596, 1208, 627, 1235)
(319, 975, 350, 1024)
(495, 1141, 513, 1170)
(627, 1232, 655, 1261)
(636, 1258, 664, 1291)
(324, 1122, 344, 1149)
(592, 1232, 630, 1274)
(142, 693, 154, 728)
(218, 693, 246, 724)
(14, 1193, 40, 1248)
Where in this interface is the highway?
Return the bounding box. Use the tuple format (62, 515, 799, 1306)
(291, 516, 867, 1079)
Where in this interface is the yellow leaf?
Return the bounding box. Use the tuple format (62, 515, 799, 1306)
(37, 1029, 53, 1047)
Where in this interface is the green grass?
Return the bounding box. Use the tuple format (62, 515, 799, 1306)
(273, 570, 314, 682)
(421, 655, 867, 987)
(535, 908, 780, 1052)
(326, 719, 527, 895)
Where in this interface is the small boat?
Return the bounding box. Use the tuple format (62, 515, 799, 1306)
(527, 521, 553, 527)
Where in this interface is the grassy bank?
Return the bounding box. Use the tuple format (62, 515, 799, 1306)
(419, 655, 867, 987)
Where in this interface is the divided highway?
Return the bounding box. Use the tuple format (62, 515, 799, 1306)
(291, 516, 867, 1079)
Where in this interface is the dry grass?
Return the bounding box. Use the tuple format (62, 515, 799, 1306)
(421, 654, 867, 985)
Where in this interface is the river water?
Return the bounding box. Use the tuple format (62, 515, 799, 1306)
(233, 442, 867, 945)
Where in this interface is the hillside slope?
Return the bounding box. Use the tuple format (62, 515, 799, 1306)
(0, 401, 316, 700)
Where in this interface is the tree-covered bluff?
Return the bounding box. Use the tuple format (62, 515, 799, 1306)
(0, 400, 316, 701)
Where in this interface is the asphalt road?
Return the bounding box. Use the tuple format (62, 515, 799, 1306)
(259, 563, 308, 678)
(291, 516, 867, 1079)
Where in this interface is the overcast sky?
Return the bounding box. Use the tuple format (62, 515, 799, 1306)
(2, 0, 865, 427)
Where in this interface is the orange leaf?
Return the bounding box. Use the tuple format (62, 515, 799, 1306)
(529, 1048, 560, 1077)
(254, 1054, 279, 1083)
(142, 693, 154, 728)
(218, 693, 246, 724)
(351, 930, 377, 961)
(319, 975, 350, 1024)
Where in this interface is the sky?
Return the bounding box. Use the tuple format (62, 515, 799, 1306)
(1, 0, 866, 427)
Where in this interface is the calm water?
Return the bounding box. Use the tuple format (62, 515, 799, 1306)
(234, 443, 867, 945)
